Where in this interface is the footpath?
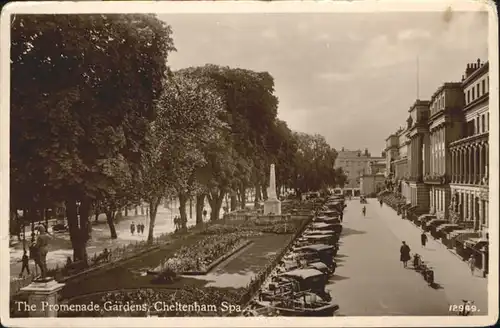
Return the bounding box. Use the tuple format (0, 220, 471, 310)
(374, 201, 489, 315)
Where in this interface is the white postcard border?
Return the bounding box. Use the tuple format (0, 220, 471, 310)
(1, 1, 498, 327)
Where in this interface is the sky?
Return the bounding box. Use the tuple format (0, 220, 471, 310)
(159, 11, 488, 156)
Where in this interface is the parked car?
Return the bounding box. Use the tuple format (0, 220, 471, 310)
(424, 219, 448, 233)
(52, 222, 68, 232)
(433, 223, 460, 239)
(416, 214, 436, 227)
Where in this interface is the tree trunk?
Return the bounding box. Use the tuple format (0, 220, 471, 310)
(240, 186, 247, 209)
(65, 198, 89, 265)
(230, 191, 237, 211)
(178, 192, 188, 230)
(254, 184, 260, 207)
(195, 194, 205, 226)
(147, 197, 161, 244)
(134, 206, 138, 216)
(124, 207, 128, 217)
(105, 211, 118, 239)
(208, 190, 225, 221)
(141, 205, 144, 215)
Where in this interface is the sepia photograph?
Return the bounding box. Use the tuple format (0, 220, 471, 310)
(1, 1, 498, 327)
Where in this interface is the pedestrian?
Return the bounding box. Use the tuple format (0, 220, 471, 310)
(130, 222, 135, 235)
(141, 223, 145, 234)
(420, 232, 428, 248)
(467, 254, 476, 276)
(379, 199, 383, 207)
(400, 241, 411, 268)
(19, 250, 30, 277)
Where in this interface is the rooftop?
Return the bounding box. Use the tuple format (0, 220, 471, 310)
(462, 59, 488, 86)
(430, 82, 463, 103)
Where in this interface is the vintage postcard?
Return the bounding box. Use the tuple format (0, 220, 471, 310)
(1, 0, 498, 327)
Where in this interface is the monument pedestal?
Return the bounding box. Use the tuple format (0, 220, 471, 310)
(20, 278, 65, 317)
(264, 198, 281, 215)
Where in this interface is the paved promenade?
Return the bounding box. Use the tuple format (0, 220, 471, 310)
(327, 199, 488, 316)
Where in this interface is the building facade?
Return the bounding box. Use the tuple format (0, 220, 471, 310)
(360, 160, 386, 195)
(383, 58, 490, 238)
(425, 82, 465, 220)
(449, 59, 490, 237)
(334, 148, 384, 196)
(406, 100, 431, 214)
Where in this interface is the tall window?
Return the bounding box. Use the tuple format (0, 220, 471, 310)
(476, 83, 480, 98)
(482, 80, 486, 95)
(467, 90, 470, 104)
(481, 115, 485, 133)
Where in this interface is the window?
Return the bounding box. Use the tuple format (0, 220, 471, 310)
(482, 80, 486, 95)
(467, 90, 471, 104)
(476, 84, 480, 98)
(487, 113, 490, 131)
(472, 86, 475, 101)
(481, 115, 485, 133)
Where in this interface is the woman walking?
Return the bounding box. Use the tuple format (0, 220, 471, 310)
(400, 241, 411, 268)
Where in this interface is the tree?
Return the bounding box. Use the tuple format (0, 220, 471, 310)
(290, 132, 340, 196)
(10, 14, 175, 263)
(140, 71, 225, 240)
(180, 65, 280, 212)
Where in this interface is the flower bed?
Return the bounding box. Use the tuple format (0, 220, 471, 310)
(158, 232, 260, 274)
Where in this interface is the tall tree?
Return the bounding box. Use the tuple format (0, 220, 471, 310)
(10, 14, 175, 263)
(141, 71, 225, 240)
(180, 65, 280, 212)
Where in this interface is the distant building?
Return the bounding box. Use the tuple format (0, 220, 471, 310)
(360, 159, 387, 195)
(334, 148, 384, 196)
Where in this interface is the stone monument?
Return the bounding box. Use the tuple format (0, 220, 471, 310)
(264, 164, 281, 215)
(20, 278, 65, 317)
(20, 225, 65, 317)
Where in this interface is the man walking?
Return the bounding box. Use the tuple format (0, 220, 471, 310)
(400, 241, 411, 268)
(19, 250, 30, 277)
(420, 232, 428, 248)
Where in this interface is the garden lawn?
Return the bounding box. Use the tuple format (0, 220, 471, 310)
(60, 217, 307, 301)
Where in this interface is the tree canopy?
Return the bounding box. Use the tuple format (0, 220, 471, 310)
(10, 13, 175, 260)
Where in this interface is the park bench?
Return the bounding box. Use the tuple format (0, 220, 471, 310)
(92, 251, 112, 265)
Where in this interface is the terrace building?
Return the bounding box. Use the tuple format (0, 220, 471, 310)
(406, 99, 431, 214)
(425, 82, 465, 220)
(449, 59, 490, 237)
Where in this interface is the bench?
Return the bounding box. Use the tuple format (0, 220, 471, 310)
(92, 252, 111, 265)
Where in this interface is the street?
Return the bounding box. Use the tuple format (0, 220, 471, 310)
(328, 199, 488, 316)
